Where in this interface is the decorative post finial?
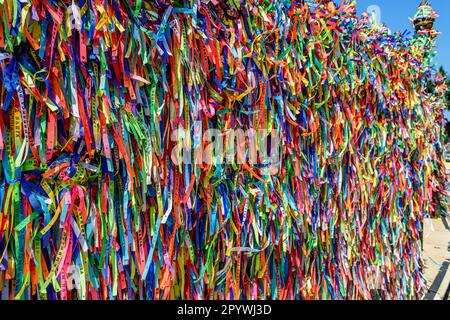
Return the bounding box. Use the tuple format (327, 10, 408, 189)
(412, 0, 437, 33)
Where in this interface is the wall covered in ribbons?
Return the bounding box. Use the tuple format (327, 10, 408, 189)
(0, 0, 447, 300)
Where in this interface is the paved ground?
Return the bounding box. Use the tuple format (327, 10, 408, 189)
(423, 216, 450, 299)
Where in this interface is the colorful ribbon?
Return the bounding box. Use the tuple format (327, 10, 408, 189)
(0, 0, 447, 300)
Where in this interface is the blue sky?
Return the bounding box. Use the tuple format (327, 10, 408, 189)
(356, 0, 450, 72)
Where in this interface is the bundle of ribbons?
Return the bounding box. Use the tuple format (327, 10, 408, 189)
(0, 0, 447, 300)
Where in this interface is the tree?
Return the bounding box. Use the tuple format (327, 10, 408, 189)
(437, 67, 450, 142)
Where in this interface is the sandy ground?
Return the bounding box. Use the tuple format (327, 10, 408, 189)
(423, 216, 450, 299)
(422, 160, 450, 299)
